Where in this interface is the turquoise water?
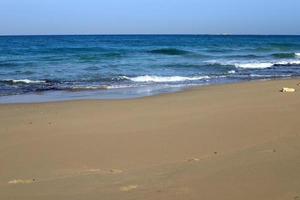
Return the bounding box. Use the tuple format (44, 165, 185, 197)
(0, 35, 300, 103)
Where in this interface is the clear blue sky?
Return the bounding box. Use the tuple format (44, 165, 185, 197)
(0, 0, 299, 35)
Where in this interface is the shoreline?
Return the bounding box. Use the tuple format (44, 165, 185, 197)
(0, 76, 297, 105)
(1, 78, 300, 200)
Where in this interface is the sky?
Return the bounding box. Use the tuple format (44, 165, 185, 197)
(0, 0, 299, 35)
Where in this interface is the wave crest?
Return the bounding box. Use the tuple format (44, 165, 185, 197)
(122, 75, 210, 83)
(273, 60, 300, 67)
(1, 79, 46, 84)
(272, 53, 296, 59)
(235, 60, 300, 69)
(235, 63, 273, 69)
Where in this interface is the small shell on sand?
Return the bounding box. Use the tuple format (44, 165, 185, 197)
(281, 87, 296, 92)
(120, 185, 138, 192)
(8, 179, 34, 184)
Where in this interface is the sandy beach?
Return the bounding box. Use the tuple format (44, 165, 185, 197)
(1, 79, 300, 200)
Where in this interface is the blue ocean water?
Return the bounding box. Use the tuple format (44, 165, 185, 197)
(0, 35, 300, 103)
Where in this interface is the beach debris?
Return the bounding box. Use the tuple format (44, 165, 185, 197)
(8, 179, 35, 184)
(187, 158, 200, 162)
(120, 185, 138, 192)
(84, 168, 101, 173)
(109, 169, 123, 174)
(281, 87, 295, 93)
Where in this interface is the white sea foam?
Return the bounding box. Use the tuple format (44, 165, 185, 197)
(122, 75, 210, 82)
(9, 79, 46, 84)
(106, 85, 134, 89)
(250, 74, 292, 78)
(228, 70, 236, 74)
(276, 60, 300, 65)
(69, 86, 108, 90)
(295, 53, 300, 57)
(235, 60, 300, 69)
(235, 62, 273, 69)
(65, 85, 135, 91)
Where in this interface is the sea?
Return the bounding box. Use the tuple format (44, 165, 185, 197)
(0, 35, 300, 103)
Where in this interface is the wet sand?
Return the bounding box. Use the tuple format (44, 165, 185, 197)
(1, 79, 300, 200)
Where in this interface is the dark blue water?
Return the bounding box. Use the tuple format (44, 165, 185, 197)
(0, 35, 300, 103)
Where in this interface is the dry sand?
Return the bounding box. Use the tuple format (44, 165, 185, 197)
(0, 79, 300, 200)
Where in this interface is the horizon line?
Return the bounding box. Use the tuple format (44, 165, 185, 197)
(0, 33, 300, 37)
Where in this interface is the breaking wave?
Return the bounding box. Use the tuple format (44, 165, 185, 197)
(235, 60, 300, 69)
(1, 79, 46, 84)
(122, 75, 210, 82)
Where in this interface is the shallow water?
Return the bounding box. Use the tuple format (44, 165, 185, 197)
(0, 35, 300, 102)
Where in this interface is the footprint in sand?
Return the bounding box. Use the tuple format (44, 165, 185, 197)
(120, 185, 138, 192)
(8, 179, 36, 184)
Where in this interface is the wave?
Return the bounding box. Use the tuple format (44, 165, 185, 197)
(224, 52, 299, 59)
(106, 85, 135, 89)
(228, 70, 236, 74)
(235, 63, 273, 69)
(1, 79, 46, 84)
(235, 60, 300, 69)
(122, 75, 210, 83)
(68, 85, 135, 91)
(226, 54, 262, 59)
(17, 71, 35, 75)
(67, 86, 109, 92)
(269, 43, 300, 50)
(79, 52, 122, 62)
(148, 48, 191, 55)
(36, 47, 106, 54)
(273, 60, 300, 67)
(250, 74, 292, 78)
(0, 62, 19, 68)
(84, 66, 101, 71)
(272, 53, 297, 58)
